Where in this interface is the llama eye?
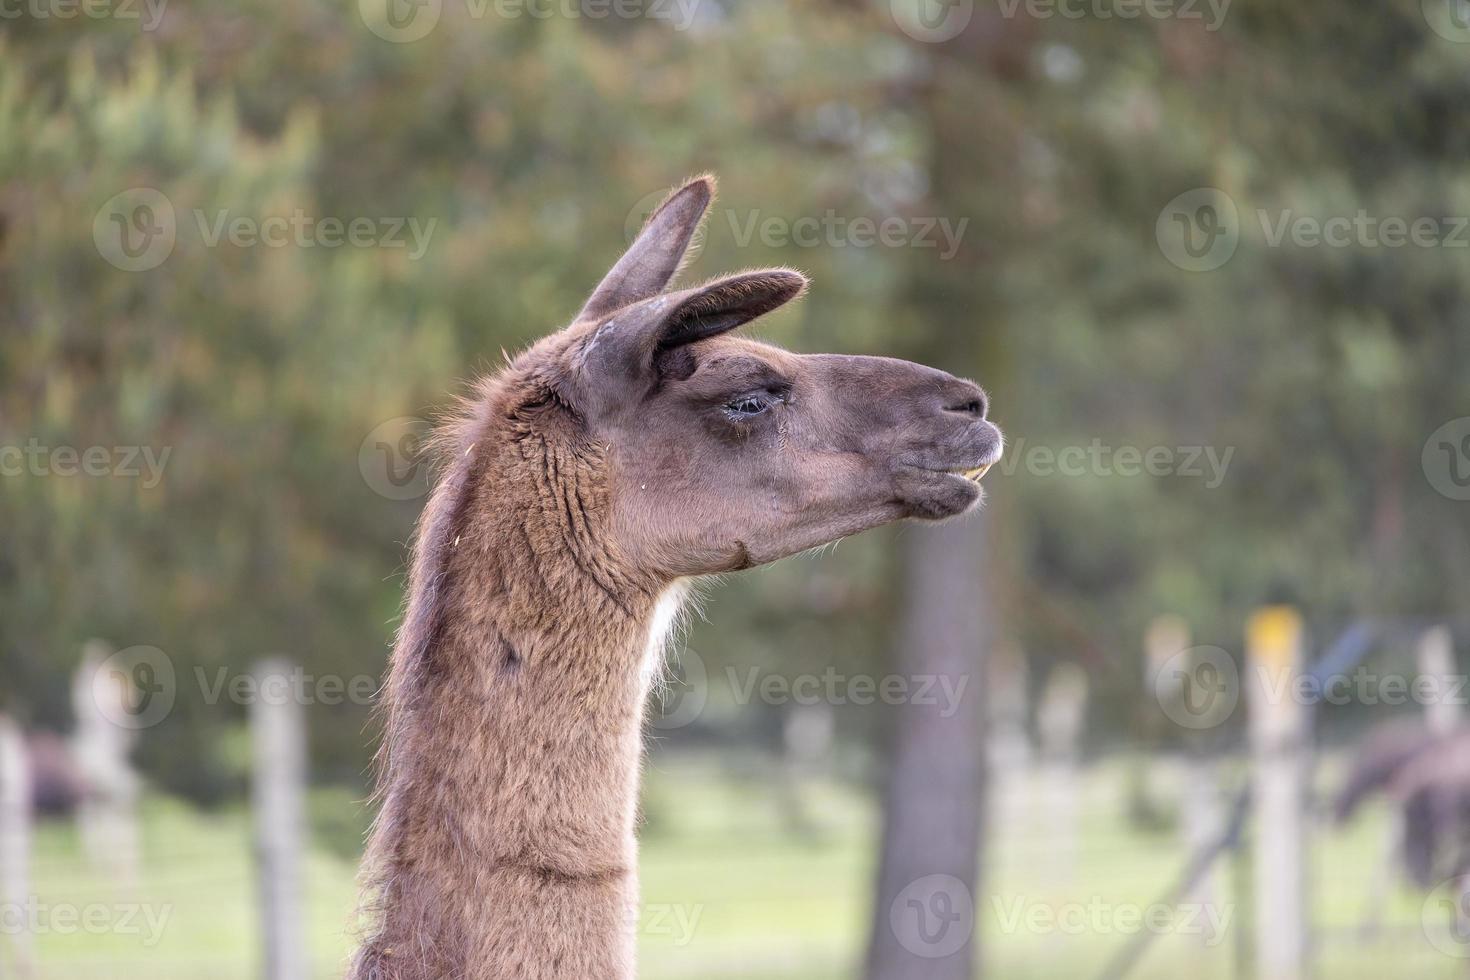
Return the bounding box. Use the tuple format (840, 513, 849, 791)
(724, 394, 771, 418)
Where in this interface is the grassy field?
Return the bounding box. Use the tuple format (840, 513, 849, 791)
(14, 755, 1463, 980)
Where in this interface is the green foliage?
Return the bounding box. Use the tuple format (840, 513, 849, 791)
(3, 1, 1467, 795)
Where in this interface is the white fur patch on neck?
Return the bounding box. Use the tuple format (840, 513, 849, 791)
(639, 578, 692, 705)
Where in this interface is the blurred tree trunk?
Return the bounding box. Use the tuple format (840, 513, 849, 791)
(865, 15, 1024, 979)
(865, 517, 989, 980)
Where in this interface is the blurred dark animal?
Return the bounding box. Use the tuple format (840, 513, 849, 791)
(26, 731, 90, 815)
(1335, 720, 1470, 886)
(348, 176, 1003, 980)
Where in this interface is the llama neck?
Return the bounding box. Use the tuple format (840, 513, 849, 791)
(357, 451, 685, 980)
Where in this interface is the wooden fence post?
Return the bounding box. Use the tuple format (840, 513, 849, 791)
(778, 702, 834, 838)
(1147, 617, 1227, 909)
(252, 658, 307, 980)
(1418, 625, 1461, 736)
(1037, 662, 1088, 884)
(1144, 615, 1192, 705)
(1247, 606, 1309, 980)
(72, 640, 142, 887)
(1141, 615, 1192, 826)
(1181, 758, 1224, 912)
(0, 714, 34, 979)
(987, 643, 1031, 837)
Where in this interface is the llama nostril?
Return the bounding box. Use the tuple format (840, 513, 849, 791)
(946, 397, 986, 419)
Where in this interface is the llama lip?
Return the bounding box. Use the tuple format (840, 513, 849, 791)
(948, 441, 1004, 483)
(938, 462, 991, 484)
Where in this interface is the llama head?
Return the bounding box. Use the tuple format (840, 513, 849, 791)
(511, 175, 1002, 581)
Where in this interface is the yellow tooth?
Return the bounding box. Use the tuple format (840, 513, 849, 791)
(963, 462, 993, 482)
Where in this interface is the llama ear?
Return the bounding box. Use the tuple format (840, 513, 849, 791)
(655, 269, 809, 351)
(579, 176, 714, 322)
(576, 269, 809, 397)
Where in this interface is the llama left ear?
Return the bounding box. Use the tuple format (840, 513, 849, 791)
(579, 176, 714, 322)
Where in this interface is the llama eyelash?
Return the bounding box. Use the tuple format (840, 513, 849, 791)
(722, 393, 777, 420)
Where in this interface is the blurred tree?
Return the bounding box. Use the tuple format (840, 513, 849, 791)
(861, 11, 1030, 977)
(1, 0, 1466, 825)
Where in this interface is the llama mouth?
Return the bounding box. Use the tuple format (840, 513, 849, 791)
(957, 462, 993, 483)
(947, 443, 1003, 484)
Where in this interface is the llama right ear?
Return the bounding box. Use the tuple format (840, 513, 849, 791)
(654, 269, 809, 350)
(579, 176, 714, 322)
(575, 268, 808, 404)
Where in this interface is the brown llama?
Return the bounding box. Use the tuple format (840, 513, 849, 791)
(349, 175, 1003, 980)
